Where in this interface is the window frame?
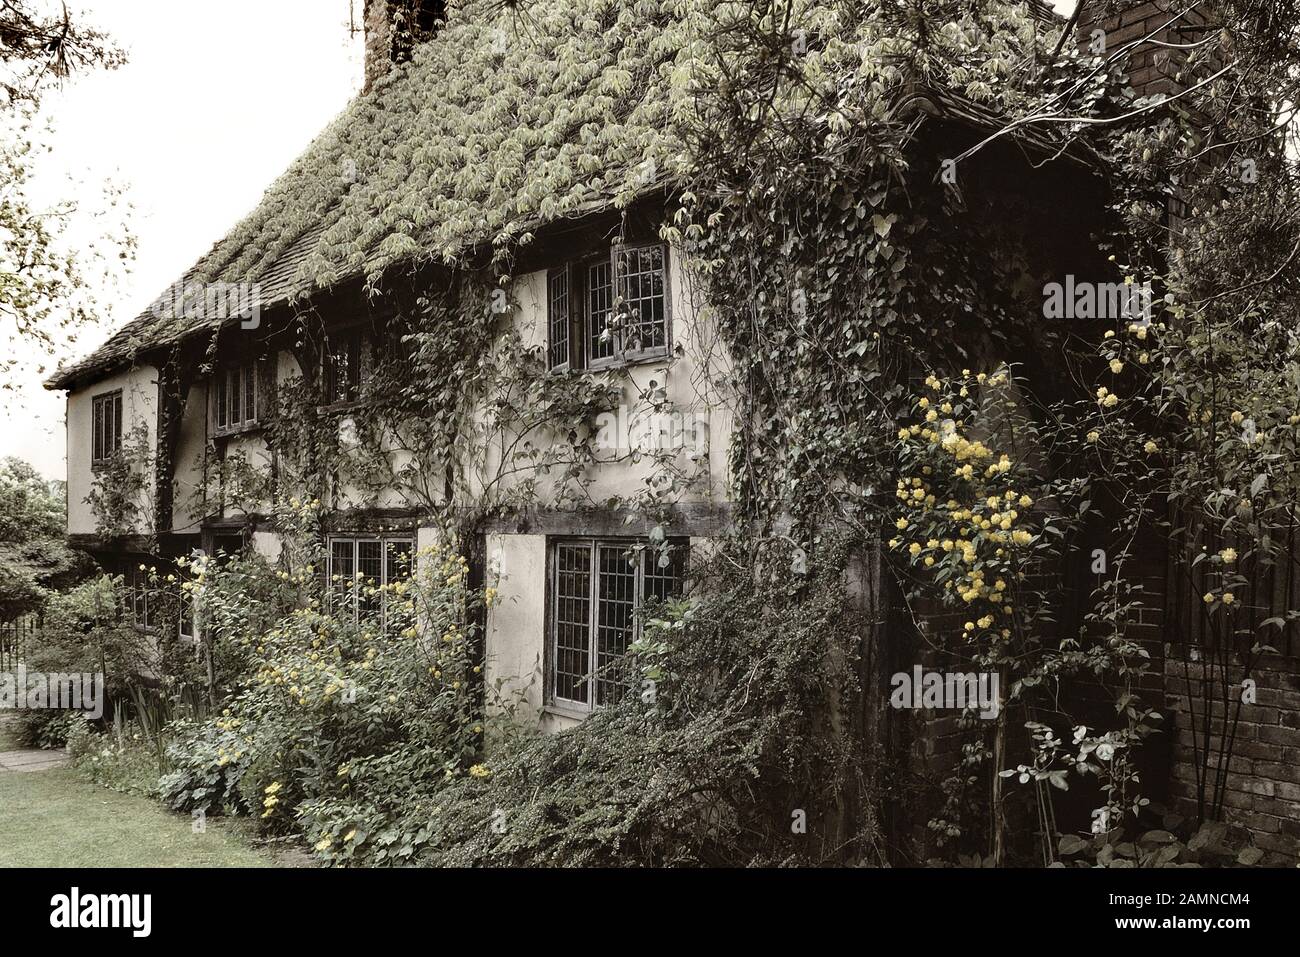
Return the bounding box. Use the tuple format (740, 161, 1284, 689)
(91, 389, 123, 465)
(127, 564, 157, 633)
(212, 360, 261, 435)
(177, 579, 197, 641)
(321, 325, 377, 409)
(583, 252, 620, 371)
(326, 534, 415, 628)
(545, 536, 686, 715)
(611, 241, 673, 366)
(545, 242, 672, 373)
(546, 265, 572, 371)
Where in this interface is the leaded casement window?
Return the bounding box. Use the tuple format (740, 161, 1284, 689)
(548, 538, 686, 713)
(91, 390, 123, 464)
(586, 257, 617, 364)
(327, 536, 414, 624)
(323, 327, 379, 406)
(213, 361, 260, 433)
(547, 267, 571, 370)
(614, 243, 669, 361)
(127, 564, 155, 631)
(545, 242, 671, 371)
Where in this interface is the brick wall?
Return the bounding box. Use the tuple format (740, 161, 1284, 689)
(1164, 652, 1300, 860)
(1068, 5, 1300, 860)
(363, 0, 394, 92)
(1078, 1, 1216, 100)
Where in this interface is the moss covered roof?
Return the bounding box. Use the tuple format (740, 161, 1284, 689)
(49, 0, 1063, 390)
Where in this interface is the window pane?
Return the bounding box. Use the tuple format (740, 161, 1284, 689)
(178, 584, 194, 639)
(548, 268, 569, 369)
(244, 365, 256, 424)
(553, 543, 592, 704)
(588, 260, 615, 361)
(331, 540, 355, 612)
(594, 544, 637, 706)
(385, 540, 413, 585)
(347, 333, 362, 400)
(228, 368, 241, 425)
(326, 341, 344, 403)
(215, 374, 228, 429)
(358, 540, 383, 615)
(617, 246, 667, 353)
(93, 398, 105, 460)
(112, 395, 122, 454)
(642, 545, 686, 603)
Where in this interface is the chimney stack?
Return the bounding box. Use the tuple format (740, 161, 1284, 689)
(363, 0, 445, 92)
(1077, 1, 1215, 100)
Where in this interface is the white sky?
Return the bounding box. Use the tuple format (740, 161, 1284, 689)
(0, 0, 365, 478)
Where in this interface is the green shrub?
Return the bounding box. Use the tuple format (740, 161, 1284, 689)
(299, 536, 887, 867)
(1055, 819, 1272, 868)
(68, 718, 167, 797)
(10, 575, 160, 747)
(158, 500, 499, 837)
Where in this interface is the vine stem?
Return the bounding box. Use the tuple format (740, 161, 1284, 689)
(991, 660, 1008, 866)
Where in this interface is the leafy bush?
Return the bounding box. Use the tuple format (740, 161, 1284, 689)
(298, 536, 887, 867)
(158, 500, 500, 837)
(68, 718, 166, 797)
(10, 575, 163, 747)
(1055, 820, 1270, 868)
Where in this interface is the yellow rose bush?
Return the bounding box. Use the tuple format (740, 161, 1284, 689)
(890, 368, 1160, 862)
(159, 500, 504, 861)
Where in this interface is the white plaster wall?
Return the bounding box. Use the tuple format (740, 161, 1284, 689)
(472, 247, 736, 511)
(171, 379, 209, 534)
(66, 365, 159, 537)
(482, 533, 547, 722)
(250, 530, 283, 564)
(218, 429, 276, 519)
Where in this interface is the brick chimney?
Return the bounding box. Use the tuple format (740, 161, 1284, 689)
(1078, 1, 1216, 99)
(364, 0, 445, 92)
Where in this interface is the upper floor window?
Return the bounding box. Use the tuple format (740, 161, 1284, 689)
(615, 244, 670, 359)
(546, 242, 671, 371)
(547, 267, 571, 370)
(323, 327, 376, 406)
(91, 390, 123, 464)
(548, 537, 686, 713)
(213, 361, 259, 433)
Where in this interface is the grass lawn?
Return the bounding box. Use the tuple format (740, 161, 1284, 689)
(0, 766, 282, 867)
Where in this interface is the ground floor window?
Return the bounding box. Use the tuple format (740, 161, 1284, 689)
(178, 577, 196, 641)
(327, 535, 414, 624)
(548, 538, 686, 713)
(127, 563, 155, 631)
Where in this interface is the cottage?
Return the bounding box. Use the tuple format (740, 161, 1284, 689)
(44, 0, 1091, 727)
(44, 0, 1300, 862)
